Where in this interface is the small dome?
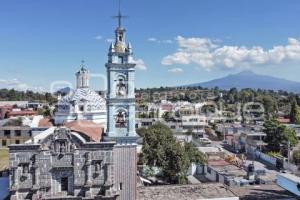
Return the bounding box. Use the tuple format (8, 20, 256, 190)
(76, 66, 88, 74)
(58, 88, 106, 111)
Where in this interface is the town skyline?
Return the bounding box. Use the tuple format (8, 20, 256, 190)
(1, 0, 300, 92)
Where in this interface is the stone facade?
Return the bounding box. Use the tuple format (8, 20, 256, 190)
(9, 127, 119, 200)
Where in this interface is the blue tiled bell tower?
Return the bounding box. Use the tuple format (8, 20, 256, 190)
(105, 9, 138, 200)
(105, 12, 137, 144)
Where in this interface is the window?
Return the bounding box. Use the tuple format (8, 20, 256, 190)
(79, 105, 84, 112)
(189, 118, 197, 122)
(4, 130, 10, 136)
(118, 56, 124, 64)
(95, 161, 102, 172)
(22, 164, 29, 174)
(15, 140, 20, 144)
(2, 140, 6, 147)
(119, 183, 123, 190)
(207, 167, 211, 174)
(15, 130, 21, 137)
(28, 130, 32, 137)
(115, 111, 126, 128)
(61, 177, 68, 192)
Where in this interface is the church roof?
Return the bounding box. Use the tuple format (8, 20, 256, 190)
(58, 88, 106, 111)
(64, 120, 104, 142)
(38, 118, 54, 128)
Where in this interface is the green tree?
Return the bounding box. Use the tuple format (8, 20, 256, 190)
(290, 99, 300, 124)
(264, 119, 298, 152)
(293, 150, 300, 165)
(43, 108, 52, 117)
(283, 127, 298, 147)
(138, 123, 207, 184)
(257, 95, 278, 119)
(161, 111, 173, 121)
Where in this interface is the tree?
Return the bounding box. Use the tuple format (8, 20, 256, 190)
(138, 123, 207, 184)
(43, 107, 52, 117)
(257, 95, 278, 119)
(161, 111, 173, 121)
(283, 127, 298, 147)
(184, 142, 207, 164)
(263, 119, 298, 152)
(293, 150, 300, 165)
(290, 99, 300, 124)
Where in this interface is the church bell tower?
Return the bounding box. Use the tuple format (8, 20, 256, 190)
(105, 6, 138, 200)
(105, 11, 137, 143)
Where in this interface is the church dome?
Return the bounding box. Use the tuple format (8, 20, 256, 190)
(58, 87, 106, 111)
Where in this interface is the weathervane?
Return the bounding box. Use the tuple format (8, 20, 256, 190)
(113, 0, 127, 28)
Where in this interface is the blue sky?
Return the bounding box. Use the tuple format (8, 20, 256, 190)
(0, 0, 300, 91)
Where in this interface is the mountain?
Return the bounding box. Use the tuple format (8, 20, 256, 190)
(190, 71, 300, 93)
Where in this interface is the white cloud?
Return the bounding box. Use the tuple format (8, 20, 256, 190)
(162, 36, 300, 70)
(148, 37, 173, 44)
(148, 37, 158, 42)
(132, 58, 147, 70)
(162, 40, 173, 44)
(0, 79, 44, 92)
(95, 35, 103, 40)
(106, 38, 114, 43)
(168, 67, 183, 73)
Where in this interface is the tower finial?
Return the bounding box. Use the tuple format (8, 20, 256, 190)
(113, 0, 127, 28)
(80, 59, 85, 69)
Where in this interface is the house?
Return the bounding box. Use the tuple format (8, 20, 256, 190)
(225, 125, 266, 154)
(181, 115, 208, 132)
(203, 160, 248, 187)
(0, 122, 32, 148)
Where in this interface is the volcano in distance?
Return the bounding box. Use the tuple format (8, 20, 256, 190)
(189, 71, 300, 93)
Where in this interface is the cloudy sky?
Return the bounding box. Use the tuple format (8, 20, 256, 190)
(0, 0, 300, 91)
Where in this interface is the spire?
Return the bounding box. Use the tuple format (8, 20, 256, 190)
(80, 59, 87, 71)
(109, 43, 115, 53)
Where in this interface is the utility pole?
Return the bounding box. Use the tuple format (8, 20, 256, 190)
(287, 141, 290, 169)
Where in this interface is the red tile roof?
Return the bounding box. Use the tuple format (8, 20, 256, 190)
(161, 104, 173, 111)
(8, 110, 36, 117)
(277, 117, 290, 124)
(64, 120, 104, 142)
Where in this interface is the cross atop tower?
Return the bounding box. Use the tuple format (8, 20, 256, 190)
(113, 0, 127, 28)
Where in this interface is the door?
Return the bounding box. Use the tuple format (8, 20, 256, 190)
(61, 177, 68, 192)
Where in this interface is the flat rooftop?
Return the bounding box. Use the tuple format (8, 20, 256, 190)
(138, 183, 238, 200)
(208, 160, 246, 177)
(197, 146, 223, 153)
(278, 173, 300, 183)
(230, 184, 297, 200)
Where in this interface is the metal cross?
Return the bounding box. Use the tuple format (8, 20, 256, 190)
(112, 0, 127, 28)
